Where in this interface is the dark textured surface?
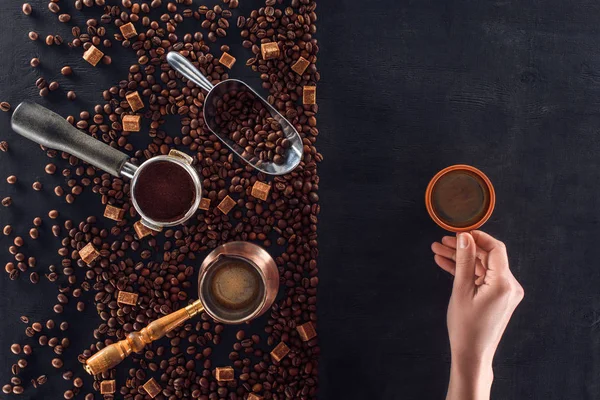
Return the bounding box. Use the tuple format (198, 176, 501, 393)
(0, 0, 598, 400)
(317, 0, 599, 399)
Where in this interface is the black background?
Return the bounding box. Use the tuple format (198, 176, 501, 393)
(1, 0, 599, 399)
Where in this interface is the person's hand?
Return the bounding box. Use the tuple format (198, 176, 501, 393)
(431, 231, 524, 400)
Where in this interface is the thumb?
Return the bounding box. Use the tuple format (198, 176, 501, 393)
(453, 232, 477, 294)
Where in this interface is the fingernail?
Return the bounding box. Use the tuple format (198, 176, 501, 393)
(458, 233, 469, 249)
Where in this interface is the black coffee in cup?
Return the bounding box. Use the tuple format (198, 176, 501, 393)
(200, 256, 265, 322)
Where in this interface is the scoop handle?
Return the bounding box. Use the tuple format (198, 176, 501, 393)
(167, 52, 215, 92)
(11, 101, 130, 177)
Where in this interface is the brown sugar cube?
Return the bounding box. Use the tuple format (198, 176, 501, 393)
(215, 366, 235, 382)
(122, 114, 141, 132)
(82, 45, 104, 67)
(119, 22, 138, 39)
(297, 321, 317, 341)
(126, 91, 144, 112)
(291, 56, 310, 75)
(261, 42, 280, 60)
(143, 378, 162, 398)
(219, 52, 236, 69)
(251, 181, 271, 201)
(303, 86, 316, 105)
(103, 204, 125, 221)
(79, 243, 99, 265)
(100, 380, 116, 394)
(134, 221, 152, 238)
(117, 291, 138, 306)
(248, 394, 264, 400)
(198, 198, 211, 211)
(217, 195, 235, 214)
(270, 342, 290, 362)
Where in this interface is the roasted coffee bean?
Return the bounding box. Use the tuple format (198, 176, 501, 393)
(48, 2, 60, 13)
(22, 3, 32, 15)
(32, 181, 42, 191)
(52, 358, 63, 368)
(49, 81, 60, 91)
(61, 66, 73, 76)
(0, 102, 10, 112)
(2, 197, 12, 206)
(67, 91, 76, 100)
(30, 57, 40, 67)
(28, 31, 38, 40)
(213, 87, 287, 165)
(45, 35, 54, 45)
(45, 163, 57, 174)
(59, 14, 71, 22)
(7, 175, 16, 184)
(11, 343, 21, 354)
(0, 141, 7, 151)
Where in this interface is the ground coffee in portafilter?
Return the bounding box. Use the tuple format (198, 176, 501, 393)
(133, 161, 196, 223)
(431, 170, 490, 228)
(201, 257, 265, 321)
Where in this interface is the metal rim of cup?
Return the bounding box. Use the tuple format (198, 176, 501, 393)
(197, 242, 276, 325)
(198, 255, 268, 325)
(425, 164, 496, 233)
(130, 155, 202, 230)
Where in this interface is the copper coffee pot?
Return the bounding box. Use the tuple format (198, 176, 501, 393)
(84, 242, 279, 375)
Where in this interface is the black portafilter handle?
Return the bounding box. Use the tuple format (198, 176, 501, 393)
(11, 101, 130, 177)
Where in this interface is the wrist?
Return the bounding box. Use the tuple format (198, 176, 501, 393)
(447, 354, 494, 400)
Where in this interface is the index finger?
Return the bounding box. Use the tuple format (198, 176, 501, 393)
(471, 230, 505, 252)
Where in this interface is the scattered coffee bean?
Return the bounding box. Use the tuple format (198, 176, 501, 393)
(28, 31, 38, 40)
(2, 197, 12, 207)
(52, 358, 63, 368)
(0, 141, 7, 152)
(3, 225, 12, 235)
(45, 35, 54, 45)
(10, 343, 22, 354)
(30, 57, 40, 67)
(49, 81, 60, 91)
(45, 163, 57, 174)
(32, 181, 42, 191)
(59, 14, 71, 23)
(66, 91, 76, 101)
(7, 175, 16, 184)
(29, 228, 39, 239)
(0, 102, 10, 112)
(61, 66, 72, 76)
(22, 3, 32, 15)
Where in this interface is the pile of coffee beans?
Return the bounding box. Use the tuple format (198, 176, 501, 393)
(1, 0, 320, 399)
(213, 88, 289, 165)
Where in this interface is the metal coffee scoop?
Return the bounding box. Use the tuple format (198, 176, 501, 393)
(166, 51, 303, 175)
(84, 241, 279, 375)
(11, 101, 202, 230)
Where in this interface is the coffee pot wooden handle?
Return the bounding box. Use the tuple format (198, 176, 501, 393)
(84, 300, 204, 375)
